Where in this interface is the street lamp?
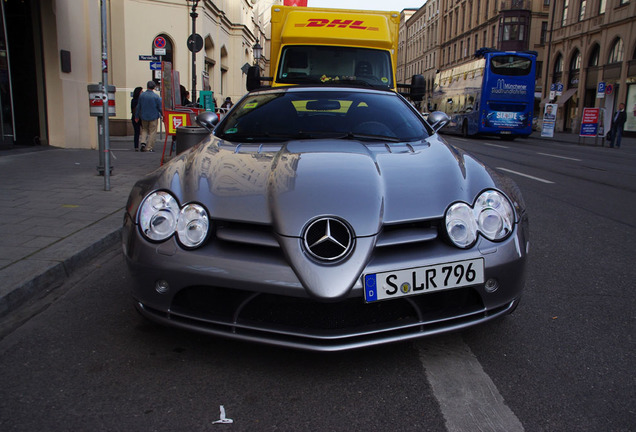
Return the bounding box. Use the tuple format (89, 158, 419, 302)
(187, 0, 200, 103)
(253, 42, 263, 66)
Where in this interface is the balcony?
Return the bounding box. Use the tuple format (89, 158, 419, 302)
(499, 0, 531, 11)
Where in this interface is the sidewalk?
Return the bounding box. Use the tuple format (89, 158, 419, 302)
(0, 130, 633, 320)
(0, 137, 165, 319)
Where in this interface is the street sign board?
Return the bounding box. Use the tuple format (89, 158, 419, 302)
(150, 61, 162, 70)
(580, 107, 599, 137)
(153, 36, 166, 49)
(597, 82, 606, 98)
(139, 55, 159, 61)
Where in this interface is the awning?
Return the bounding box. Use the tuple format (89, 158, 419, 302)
(556, 88, 577, 105)
(539, 87, 578, 106)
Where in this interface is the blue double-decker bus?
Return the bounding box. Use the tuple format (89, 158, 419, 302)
(431, 49, 536, 139)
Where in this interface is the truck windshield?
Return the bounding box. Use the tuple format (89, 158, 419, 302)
(277, 46, 394, 89)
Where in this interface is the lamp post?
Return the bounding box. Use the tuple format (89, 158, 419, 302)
(188, 0, 200, 103)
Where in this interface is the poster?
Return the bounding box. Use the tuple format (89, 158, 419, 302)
(541, 103, 557, 137)
(579, 108, 599, 137)
(626, 84, 636, 132)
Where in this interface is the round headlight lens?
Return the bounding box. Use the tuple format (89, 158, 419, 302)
(177, 204, 209, 248)
(445, 190, 515, 248)
(445, 202, 477, 248)
(475, 190, 514, 241)
(138, 191, 179, 241)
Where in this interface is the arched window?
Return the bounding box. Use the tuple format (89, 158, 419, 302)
(569, 50, 581, 71)
(587, 44, 599, 67)
(608, 38, 624, 64)
(568, 50, 580, 88)
(554, 53, 564, 73)
(552, 53, 563, 84)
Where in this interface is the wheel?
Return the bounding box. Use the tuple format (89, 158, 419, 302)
(462, 121, 468, 138)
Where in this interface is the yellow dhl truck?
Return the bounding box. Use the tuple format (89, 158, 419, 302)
(247, 5, 424, 101)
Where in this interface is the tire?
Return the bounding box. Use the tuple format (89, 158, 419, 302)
(462, 121, 468, 138)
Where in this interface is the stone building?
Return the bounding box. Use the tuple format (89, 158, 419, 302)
(542, 0, 636, 134)
(0, 0, 279, 150)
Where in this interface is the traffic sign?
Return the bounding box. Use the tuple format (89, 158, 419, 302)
(150, 61, 161, 70)
(153, 36, 166, 49)
(556, 82, 563, 96)
(605, 84, 613, 95)
(154, 48, 166, 56)
(187, 34, 203, 53)
(597, 82, 605, 99)
(139, 55, 159, 61)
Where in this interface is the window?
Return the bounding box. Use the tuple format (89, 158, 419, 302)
(502, 16, 526, 41)
(492, 25, 496, 47)
(570, 51, 581, 71)
(608, 38, 624, 64)
(578, 0, 586, 21)
(554, 54, 564, 73)
(544, 0, 550, 6)
(598, 0, 606, 13)
(540, 21, 548, 45)
(619, 0, 628, 5)
(588, 44, 599, 67)
(562, 0, 569, 26)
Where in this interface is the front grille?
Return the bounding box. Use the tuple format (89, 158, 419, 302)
(159, 285, 496, 350)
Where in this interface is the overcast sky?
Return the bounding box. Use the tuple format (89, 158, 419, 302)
(307, 0, 424, 12)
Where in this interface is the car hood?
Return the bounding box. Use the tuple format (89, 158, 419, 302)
(144, 135, 499, 238)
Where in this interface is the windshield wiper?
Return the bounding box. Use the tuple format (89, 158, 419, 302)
(340, 132, 402, 142)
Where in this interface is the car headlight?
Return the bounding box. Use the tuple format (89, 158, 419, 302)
(177, 204, 209, 248)
(138, 191, 210, 248)
(138, 191, 180, 241)
(445, 190, 514, 248)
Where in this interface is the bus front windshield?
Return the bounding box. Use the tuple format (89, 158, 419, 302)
(489, 55, 533, 76)
(277, 45, 394, 89)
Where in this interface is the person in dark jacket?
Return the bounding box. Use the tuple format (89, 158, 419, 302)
(135, 81, 163, 152)
(130, 87, 143, 151)
(609, 103, 627, 149)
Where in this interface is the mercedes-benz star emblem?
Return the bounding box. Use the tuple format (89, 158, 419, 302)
(303, 217, 353, 262)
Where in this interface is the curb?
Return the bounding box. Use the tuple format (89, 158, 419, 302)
(0, 211, 124, 319)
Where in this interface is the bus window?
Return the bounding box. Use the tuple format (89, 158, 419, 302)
(490, 55, 532, 76)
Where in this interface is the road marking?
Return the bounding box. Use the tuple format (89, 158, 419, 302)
(484, 142, 509, 149)
(417, 335, 525, 432)
(537, 152, 581, 161)
(497, 167, 554, 184)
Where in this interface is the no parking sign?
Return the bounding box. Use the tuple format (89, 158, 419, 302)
(154, 36, 167, 56)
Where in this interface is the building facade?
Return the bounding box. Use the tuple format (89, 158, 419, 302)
(0, 0, 279, 150)
(542, 0, 636, 133)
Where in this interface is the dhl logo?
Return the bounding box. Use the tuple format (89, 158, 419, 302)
(295, 19, 379, 31)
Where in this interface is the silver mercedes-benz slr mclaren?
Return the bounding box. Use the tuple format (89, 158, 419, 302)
(122, 86, 529, 352)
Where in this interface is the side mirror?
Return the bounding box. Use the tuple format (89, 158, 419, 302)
(427, 111, 450, 132)
(196, 111, 219, 132)
(246, 66, 261, 91)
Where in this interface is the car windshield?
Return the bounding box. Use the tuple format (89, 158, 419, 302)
(215, 89, 431, 143)
(277, 46, 394, 89)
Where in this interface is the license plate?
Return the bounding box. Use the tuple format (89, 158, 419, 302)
(364, 258, 484, 302)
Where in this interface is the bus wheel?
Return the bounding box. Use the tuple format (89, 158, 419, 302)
(462, 121, 468, 138)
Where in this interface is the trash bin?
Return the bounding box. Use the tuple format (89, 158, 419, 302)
(176, 126, 209, 154)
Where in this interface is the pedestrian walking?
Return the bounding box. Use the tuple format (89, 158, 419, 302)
(130, 86, 143, 151)
(609, 102, 626, 148)
(135, 80, 162, 152)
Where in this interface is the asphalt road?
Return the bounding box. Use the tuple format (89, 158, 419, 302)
(0, 135, 634, 431)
